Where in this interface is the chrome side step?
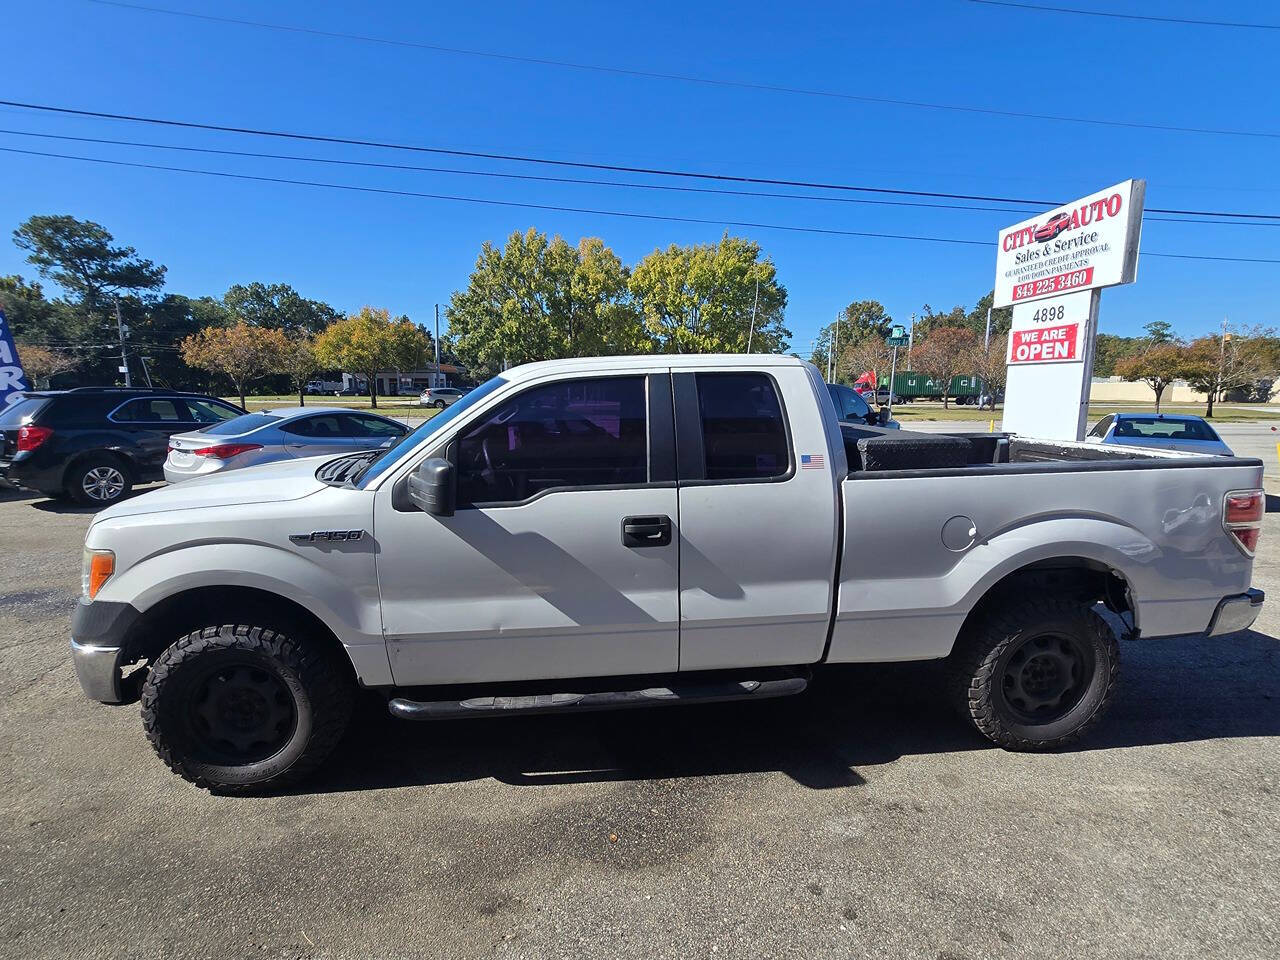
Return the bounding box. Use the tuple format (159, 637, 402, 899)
(387, 675, 808, 720)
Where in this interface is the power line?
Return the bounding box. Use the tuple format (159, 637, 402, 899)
(3, 144, 1278, 265)
(2, 127, 1272, 229)
(966, 0, 1280, 30)
(73, 0, 1280, 140)
(2, 98, 1278, 221)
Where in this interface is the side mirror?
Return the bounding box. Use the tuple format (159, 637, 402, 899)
(407, 457, 455, 516)
(877, 406, 891, 426)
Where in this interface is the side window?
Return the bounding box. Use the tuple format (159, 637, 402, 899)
(1087, 415, 1114, 438)
(282, 415, 344, 438)
(184, 398, 241, 423)
(342, 414, 405, 438)
(696, 373, 789, 481)
(113, 398, 183, 422)
(457, 376, 647, 505)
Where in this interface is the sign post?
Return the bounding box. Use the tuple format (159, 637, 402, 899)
(994, 179, 1144, 440)
(0, 309, 31, 409)
(884, 325, 909, 420)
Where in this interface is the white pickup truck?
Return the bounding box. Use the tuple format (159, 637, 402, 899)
(70, 355, 1265, 793)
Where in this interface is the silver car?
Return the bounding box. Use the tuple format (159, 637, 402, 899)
(419, 387, 466, 409)
(1086, 412, 1234, 456)
(164, 407, 408, 483)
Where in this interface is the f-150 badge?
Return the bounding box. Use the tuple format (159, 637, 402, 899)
(289, 530, 365, 543)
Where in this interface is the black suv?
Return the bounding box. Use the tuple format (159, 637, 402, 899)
(0, 388, 245, 506)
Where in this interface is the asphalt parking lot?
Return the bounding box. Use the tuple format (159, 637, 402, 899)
(2, 469, 1278, 959)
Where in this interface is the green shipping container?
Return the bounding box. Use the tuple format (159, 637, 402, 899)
(877, 372, 983, 399)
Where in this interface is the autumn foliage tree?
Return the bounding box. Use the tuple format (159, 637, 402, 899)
(181, 320, 288, 408)
(279, 335, 319, 407)
(314, 306, 399, 408)
(912, 326, 979, 408)
(12, 341, 80, 385)
(1180, 328, 1280, 417)
(1115, 342, 1189, 413)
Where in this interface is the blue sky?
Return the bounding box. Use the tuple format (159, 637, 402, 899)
(2, 0, 1277, 353)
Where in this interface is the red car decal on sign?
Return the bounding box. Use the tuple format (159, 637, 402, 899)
(1034, 212, 1072, 243)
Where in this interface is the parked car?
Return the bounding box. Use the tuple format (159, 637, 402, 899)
(1086, 413, 1234, 456)
(164, 407, 408, 483)
(0, 388, 244, 506)
(827, 383, 899, 429)
(419, 386, 466, 409)
(70, 355, 1264, 793)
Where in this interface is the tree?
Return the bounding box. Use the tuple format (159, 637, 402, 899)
(13, 215, 165, 312)
(279, 335, 320, 406)
(222, 282, 341, 335)
(1092, 333, 1142, 377)
(967, 334, 1009, 409)
(630, 233, 789, 354)
(385, 317, 432, 393)
(966, 291, 1012, 341)
(838, 336, 893, 390)
(11, 342, 79, 385)
(912, 326, 979, 408)
(913, 304, 968, 342)
(1142, 320, 1176, 344)
(812, 300, 892, 377)
(314, 306, 397, 408)
(448, 229, 646, 377)
(1115, 342, 1189, 412)
(181, 321, 288, 408)
(1181, 327, 1280, 417)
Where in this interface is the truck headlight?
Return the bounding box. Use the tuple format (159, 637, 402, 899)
(82, 549, 115, 599)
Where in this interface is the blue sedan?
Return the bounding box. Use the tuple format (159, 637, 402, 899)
(1085, 413, 1233, 456)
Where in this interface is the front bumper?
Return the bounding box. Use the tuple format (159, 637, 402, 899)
(1206, 588, 1265, 637)
(70, 599, 141, 704)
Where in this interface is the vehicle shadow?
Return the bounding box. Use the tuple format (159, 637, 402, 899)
(294, 629, 1280, 796)
(25, 484, 162, 515)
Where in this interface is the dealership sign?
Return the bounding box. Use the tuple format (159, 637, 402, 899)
(994, 180, 1145, 308)
(1001, 292, 1097, 441)
(0, 309, 31, 409)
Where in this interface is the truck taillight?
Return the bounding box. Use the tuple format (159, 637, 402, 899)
(16, 425, 53, 452)
(1223, 489, 1264, 557)
(191, 443, 263, 459)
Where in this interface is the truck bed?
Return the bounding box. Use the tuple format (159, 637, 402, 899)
(831, 423, 1264, 663)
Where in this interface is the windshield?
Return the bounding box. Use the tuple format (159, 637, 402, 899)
(201, 412, 281, 435)
(357, 375, 507, 487)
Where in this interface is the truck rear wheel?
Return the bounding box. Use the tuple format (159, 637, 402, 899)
(950, 597, 1118, 751)
(141, 624, 352, 794)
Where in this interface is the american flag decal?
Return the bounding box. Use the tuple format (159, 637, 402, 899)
(801, 453, 824, 469)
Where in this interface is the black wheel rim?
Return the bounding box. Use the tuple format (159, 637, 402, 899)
(996, 631, 1093, 725)
(186, 660, 297, 764)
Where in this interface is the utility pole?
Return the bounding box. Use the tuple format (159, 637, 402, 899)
(114, 297, 132, 387)
(138, 354, 154, 388)
(747, 277, 760, 354)
(434, 303, 441, 387)
(831, 311, 840, 383)
(908, 312, 915, 368)
(984, 306, 993, 353)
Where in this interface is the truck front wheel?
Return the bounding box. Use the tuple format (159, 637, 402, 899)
(950, 598, 1118, 751)
(141, 624, 353, 793)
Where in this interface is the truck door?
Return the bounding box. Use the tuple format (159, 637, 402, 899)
(375, 372, 680, 685)
(673, 369, 840, 670)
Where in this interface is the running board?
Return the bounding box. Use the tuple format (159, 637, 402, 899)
(387, 675, 808, 720)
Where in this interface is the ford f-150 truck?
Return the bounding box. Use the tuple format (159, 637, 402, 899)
(70, 355, 1266, 793)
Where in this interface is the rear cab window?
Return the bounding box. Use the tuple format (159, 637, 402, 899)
(694, 372, 789, 481)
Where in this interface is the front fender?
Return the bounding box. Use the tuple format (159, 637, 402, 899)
(96, 541, 390, 685)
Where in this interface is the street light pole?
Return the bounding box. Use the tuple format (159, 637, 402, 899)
(434, 303, 441, 387)
(747, 277, 760, 354)
(114, 297, 131, 388)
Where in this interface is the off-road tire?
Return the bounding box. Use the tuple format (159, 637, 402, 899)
(68, 454, 133, 506)
(950, 597, 1119, 751)
(141, 624, 353, 794)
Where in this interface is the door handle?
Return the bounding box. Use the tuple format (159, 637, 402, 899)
(622, 515, 672, 548)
